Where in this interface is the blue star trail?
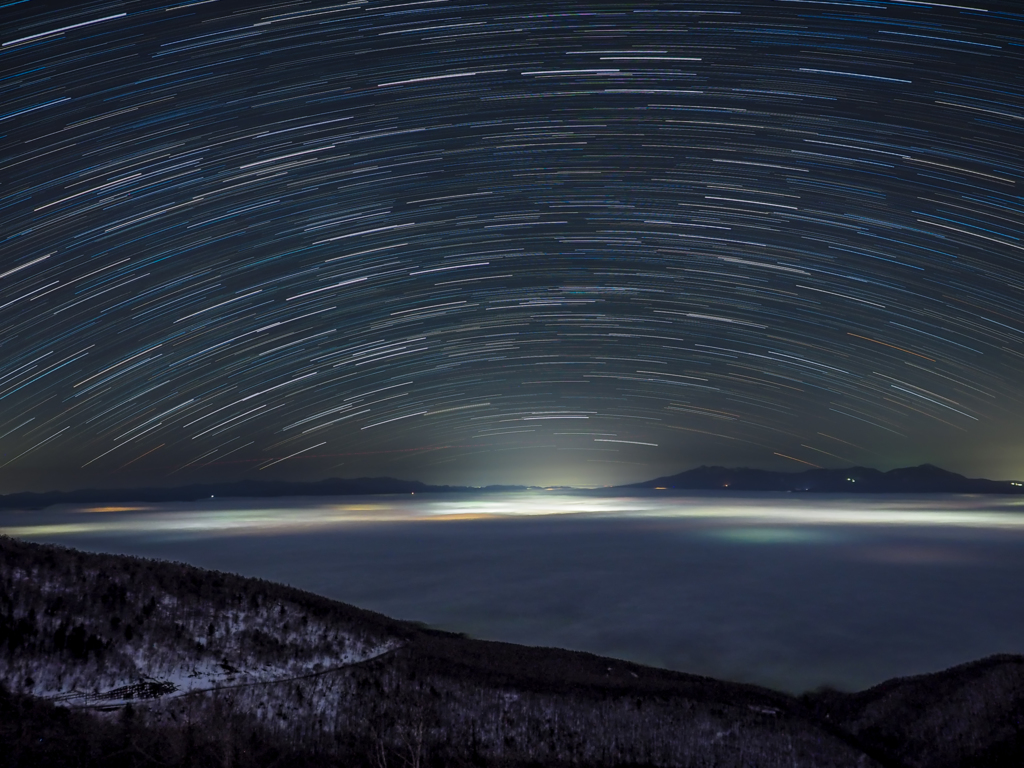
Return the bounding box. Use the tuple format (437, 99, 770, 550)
(0, 0, 1022, 490)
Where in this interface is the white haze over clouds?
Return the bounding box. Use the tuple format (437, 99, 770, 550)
(5, 492, 1024, 693)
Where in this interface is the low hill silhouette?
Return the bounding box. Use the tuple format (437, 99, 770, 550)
(0, 477, 528, 510)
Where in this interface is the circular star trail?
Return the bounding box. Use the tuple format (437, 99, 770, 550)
(1, 0, 1023, 490)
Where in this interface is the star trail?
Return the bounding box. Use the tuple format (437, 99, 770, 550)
(1, 0, 1023, 491)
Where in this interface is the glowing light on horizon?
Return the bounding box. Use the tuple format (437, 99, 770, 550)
(4, 493, 1024, 539)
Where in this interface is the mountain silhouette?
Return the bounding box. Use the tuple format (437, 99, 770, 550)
(626, 464, 1024, 494)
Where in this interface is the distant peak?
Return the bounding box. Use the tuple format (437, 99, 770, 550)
(886, 463, 960, 476)
(626, 463, 1015, 494)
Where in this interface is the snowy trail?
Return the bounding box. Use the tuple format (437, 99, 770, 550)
(60, 643, 403, 711)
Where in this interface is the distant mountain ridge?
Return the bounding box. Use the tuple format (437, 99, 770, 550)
(626, 463, 1024, 494)
(0, 464, 1019, 510)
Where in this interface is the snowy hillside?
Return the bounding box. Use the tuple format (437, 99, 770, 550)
(3, 535, 1022, 768)
(0, 537, 402, 705)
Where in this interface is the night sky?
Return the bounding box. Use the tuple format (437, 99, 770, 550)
(1, 0, 1023, 492)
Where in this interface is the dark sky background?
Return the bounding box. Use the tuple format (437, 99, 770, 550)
(1, 0, 1023, 492)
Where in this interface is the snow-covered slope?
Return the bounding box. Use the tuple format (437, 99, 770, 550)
(17, 535, 1010, 767)
(0, 537, 402, 706)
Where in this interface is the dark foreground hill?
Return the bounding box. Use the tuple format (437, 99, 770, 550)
(627, 463, 1024, 494)
(1, 537, 1021, 767)
(802, 655, 1024, 768)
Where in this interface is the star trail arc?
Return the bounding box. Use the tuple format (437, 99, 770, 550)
(0, 0, 1022, 490)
